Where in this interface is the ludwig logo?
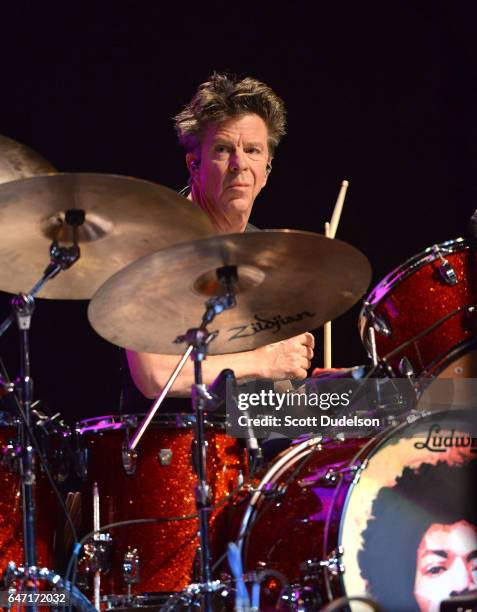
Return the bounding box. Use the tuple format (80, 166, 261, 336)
(414, 424, 477, 453)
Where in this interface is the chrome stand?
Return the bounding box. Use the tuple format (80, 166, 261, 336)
(0, 210, 83, 603)
(131, 265, 238, 612)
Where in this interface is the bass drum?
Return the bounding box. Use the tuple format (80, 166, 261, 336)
(359, 237, 477, 382)
(228, 409, 477, 611)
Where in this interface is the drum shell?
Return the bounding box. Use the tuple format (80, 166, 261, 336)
(359, 238, 477, 377)
(214, 436, 369, 608)
(0, 418, 58, 574)
(76, 414, 248, 595)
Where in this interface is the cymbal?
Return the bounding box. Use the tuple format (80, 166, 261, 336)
(0, 173, 213, 299)
(0, 134, 56, 184)
(88, 230, 372, 355)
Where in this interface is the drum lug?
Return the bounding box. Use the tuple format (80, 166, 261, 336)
(158, 448, 173, 466)
(363, 302, 391, 337)
(1, 440, 21, 473)
(82, 531, 113, 575)
(302, 546, 345, 577)
(122, 547, 140, 585)
(324, 546, 345, 576)
(399, 356, 415, 378)
(121, 442, 138, 475)
(432, 245, 458, 285)
(298, 463, 361, 488)
(278, 584, 323, 610)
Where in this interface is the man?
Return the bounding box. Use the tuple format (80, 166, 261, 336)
(124, 73, 315, 405)
(359, 459, 477, 611)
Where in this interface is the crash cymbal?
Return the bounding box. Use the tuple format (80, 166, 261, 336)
(0, 173, 213, 299)
(88, 230, 372, 355)
(0, 134, 56, 184)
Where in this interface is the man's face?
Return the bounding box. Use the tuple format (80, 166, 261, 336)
(187, 113, 270, 230)
(414, 520, 477, 612)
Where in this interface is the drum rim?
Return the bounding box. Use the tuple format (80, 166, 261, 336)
(75, 412, 227, 433)
(237, 435, 324, 559)
(358, 236, 467, 343)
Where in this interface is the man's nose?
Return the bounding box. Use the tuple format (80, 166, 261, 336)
(449, 557, 476, 593)
(229, 149, 248, 172)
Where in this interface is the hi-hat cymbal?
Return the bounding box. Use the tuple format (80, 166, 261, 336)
(88, 230, 372, 355)
(0, 134, 56, 184)
(0, 173, 213, 299)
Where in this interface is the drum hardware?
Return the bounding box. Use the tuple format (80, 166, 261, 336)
(82, 533, 113, 575)
(362, 302, 391, 337)
(115, 264, 239, 612)
(301, 546, 345, 577)
(0, 206, 83, 582)
(1, 563, 96, 612)
(398, 356, 415, 378)
(121, 443, 138, 475)
(157, 448, 173, 466)
(122, 548, 140, 593)
(432, 244, 459, 285)
(158, 580, 229, 612)
(278, 583, 323, 611)
(298, 463, 362, 489)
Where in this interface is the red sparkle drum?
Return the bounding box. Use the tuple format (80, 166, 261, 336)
(0, 413, 58, 575)
(223, 409, 477, 611)
(359, 237, 477, 381)
(76, 413, 247, 598)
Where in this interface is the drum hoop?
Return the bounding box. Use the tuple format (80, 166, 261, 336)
(75, 412, 227, 434)
(418, 336, 477, 379)
(237, 435, 323, 557)
(358, 236, 467, 343)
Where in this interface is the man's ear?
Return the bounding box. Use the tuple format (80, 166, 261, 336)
(263, 158, 273, 187)
(186, 153, 200, 181)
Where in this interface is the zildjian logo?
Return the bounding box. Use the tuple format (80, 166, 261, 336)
(226, 311, 316, 341)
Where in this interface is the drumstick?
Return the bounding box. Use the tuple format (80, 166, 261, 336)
(329, 179, 349, 239)
(93, 483, 101, 612)
(324, 180, 350, 368)
(324, 223, 332, 368)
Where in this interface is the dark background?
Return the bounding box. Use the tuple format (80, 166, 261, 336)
(0, 2, 476, 424)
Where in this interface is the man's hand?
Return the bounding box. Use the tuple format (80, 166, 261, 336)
(254, 332, 315, 381)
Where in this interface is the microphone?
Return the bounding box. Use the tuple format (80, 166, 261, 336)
(207, 368, 235, 411)
(208, 369, 263, 467)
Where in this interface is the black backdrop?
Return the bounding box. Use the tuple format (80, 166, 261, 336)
(0, 2, 476, 424)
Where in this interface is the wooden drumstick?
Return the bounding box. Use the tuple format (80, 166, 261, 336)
(329, 179, 349, 239)
(324, 180, 350, 368)
(324, 223, 332, 368)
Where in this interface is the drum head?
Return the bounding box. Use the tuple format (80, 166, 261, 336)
(338, 409, 477, 611)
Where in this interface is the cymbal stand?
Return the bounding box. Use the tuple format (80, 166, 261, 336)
(0, 209, 83, 584)
(131, 265, 237, 612)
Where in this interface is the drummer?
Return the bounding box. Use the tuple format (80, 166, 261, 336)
(123, 73, 315, 408)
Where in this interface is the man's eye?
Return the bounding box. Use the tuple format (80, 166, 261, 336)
(246, 147, 260, 154)
(215, 145, 228, 154)
(426, 565, 446, 576)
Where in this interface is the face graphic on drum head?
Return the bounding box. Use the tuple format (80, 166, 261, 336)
(356, 458, 477, 611)
(414, 520, 477, 612)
